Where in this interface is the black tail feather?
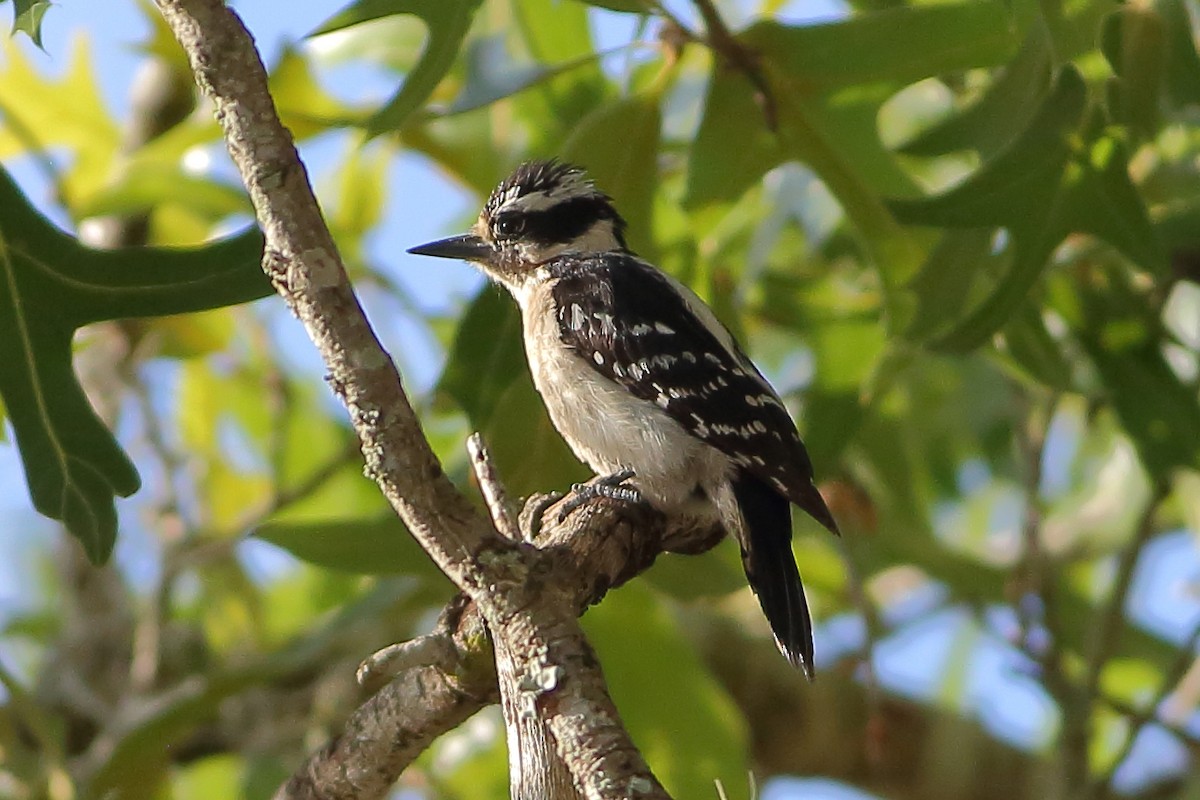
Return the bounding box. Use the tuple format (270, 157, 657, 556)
(731, 474, 814, 678)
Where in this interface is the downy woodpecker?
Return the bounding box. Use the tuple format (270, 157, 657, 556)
(409, 160, 838, 676)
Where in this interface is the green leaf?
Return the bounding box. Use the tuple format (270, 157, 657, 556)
(562, 91, 662, 258)
(570, 0, 646, 13)
(1084, 337, 1200, 478)
(687, 4, 1019, 322)
(0, 165, 271, 562)
(270, 46, 367, 135)
(432, 34, 612, 121)
(1155, 0, 1200, 108)
(438, 289, 526, 423)
(640, 544, 746, 601)
(482, 376, 587, 497)
(899, 24, 1054, 158)
(74, 171, 249, 222)
(256, 516, 445, 579)
(892, 67, 1167, 353)
(687, 2, 1019, 209)
(745, 3, 1018, 93)
(583, 582, 748, 798)
(898, 228, 997, 340)
(314, 0, 485, 135)
(509, 0, 611, 152)
(1101, 5, 1167, 141)
(9, 0, 51, 48)
(995, 304, 1073, 390)
(1068, 266, 1200, 477)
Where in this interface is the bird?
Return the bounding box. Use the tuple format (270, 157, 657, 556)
(408, 160, 838, 677)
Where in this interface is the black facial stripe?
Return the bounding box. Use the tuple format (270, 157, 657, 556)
(500, 197, 622, 245)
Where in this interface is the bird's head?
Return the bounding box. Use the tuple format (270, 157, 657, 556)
(408, 160, 627, 291)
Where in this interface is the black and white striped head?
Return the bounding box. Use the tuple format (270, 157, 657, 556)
(408, 161, 627, 288)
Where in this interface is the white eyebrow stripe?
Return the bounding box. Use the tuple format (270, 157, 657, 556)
(497, 174, 600, 215)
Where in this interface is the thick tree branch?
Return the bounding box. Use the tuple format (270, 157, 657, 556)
(467, 435, 578, 800)
(152, 3, 707, 799)
(280, 489, 720, 800)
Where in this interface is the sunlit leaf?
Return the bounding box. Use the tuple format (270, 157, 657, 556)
(314, 0, 486, 135)
(0, 36, 118, 202)
(510, 0, 611, 151)
(688, 3, 1019, 322)
(434, 34, 614, 120)
(687, 1, 1019, 210)
(270, 46, 368, 136)
(256, 516, 445, 579)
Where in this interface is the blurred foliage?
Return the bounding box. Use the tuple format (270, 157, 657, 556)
(1, 0, 1200, 799)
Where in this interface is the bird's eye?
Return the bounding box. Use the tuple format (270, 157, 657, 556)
(493, 216, 525, 239)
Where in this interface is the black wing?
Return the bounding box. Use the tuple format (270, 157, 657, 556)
(547, 253, 837, 534)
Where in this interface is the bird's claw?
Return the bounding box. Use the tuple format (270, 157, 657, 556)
(557, 469, 641, 522)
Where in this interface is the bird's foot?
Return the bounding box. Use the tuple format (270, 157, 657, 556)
(557, 469, 641, 522)
(522, 491, 564, 540)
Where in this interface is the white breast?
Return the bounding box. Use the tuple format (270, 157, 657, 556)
(510, 277, 731, 511)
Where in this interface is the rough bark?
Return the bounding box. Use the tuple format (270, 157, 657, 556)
(152, 2, 716, 798)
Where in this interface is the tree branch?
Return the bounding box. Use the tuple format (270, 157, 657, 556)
(467, 434, 579, 799)
(281, 491, 722, 800)
(152, 3, 713, 798)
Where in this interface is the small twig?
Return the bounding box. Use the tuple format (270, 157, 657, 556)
(467, 432, 521, 542)
(1094, 619, 1200, 798)
(358, 593, 473, 693)
(357, 634, 460, 692)
(1083, 482, 1171, 701)
(644, 0, 700, 42)
(1057, 480, 1169, 798)
(1097, 692, 1200, 753)
(1013, 398, 1049, 651)
(468, 431, 580, 798)
(689, 0, 778, 128)
(174, 438, 363, 572)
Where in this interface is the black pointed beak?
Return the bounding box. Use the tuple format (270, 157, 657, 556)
(407, 233, 494, 262)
